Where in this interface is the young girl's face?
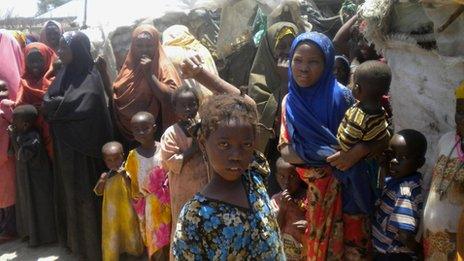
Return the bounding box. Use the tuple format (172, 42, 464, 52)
(202, 119, 255, 182)
(291, 42, 325, 88)
(103, 151, 124, 171)
(175, 91, 199, 122)
(131, 118, 156, 146)
(26, 49, 45, 79)
(276, 165, 302, 195)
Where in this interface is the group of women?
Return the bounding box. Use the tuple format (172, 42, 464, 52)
(0, 11, 463, 261)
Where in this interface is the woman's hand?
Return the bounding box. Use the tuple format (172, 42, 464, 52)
(180, 54, 204, 79)
(140, 55, 153, 76)
(276, 58, 290, 82)
(327, 143, 369, 171)
(95, 55, 107, 74)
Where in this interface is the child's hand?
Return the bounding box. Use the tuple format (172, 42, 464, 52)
(100, 172, 109, 181)
(327, 144, 369, 171)
(186, 118, 200, 137)
(181, 54, 204, 79)
(293, 220, 308, 233)
(6, 125, 15, 136)
(280, 189, 295, 211)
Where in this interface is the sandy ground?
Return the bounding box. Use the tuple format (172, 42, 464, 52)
(0, 239, 77, 261)
(0, 240, 147, 261)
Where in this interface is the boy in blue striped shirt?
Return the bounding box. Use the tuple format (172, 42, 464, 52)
(373, 129, 427, 260)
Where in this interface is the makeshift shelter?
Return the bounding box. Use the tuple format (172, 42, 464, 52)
(360, 0, 464, 188)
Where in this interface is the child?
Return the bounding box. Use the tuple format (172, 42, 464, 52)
(372, 129, 426, 260)
(173, 94, 285, 260)
(10, 105, 56, 246)
(336, 60, 391, 258)
(271, 157, 307, 261)
(93, 141, 144, 261)
(125, 111, 171, 260)
(160, 85, 208, 236)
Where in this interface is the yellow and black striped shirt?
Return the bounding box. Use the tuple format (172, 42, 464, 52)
(337, 103, 390, 152)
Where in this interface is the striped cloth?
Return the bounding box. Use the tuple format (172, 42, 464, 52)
(372, 173, 422, 255)
(337, 103, 389, 152)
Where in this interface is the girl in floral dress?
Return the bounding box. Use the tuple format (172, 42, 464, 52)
(125, 111, 171, 260)
(172, 94, 285, 260)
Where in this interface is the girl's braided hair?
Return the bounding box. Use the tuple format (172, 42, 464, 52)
(198, 94, 259, 140)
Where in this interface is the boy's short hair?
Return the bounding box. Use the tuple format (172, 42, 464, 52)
(102, 141, 124, 155)
(12, 105, 38, 124)
(131, 111, 155, 125)
(397, 129, 427, 159)
(354, 61, 391, 99)
(171, 85, 201, 106)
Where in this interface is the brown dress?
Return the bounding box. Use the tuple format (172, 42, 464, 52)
(160, 124, 209, 234)
(113, 24, 181, 142)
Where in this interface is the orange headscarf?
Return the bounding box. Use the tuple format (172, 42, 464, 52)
(16, 42, 57, 159)
(113, 24, 181, 140)
(16, 42, 57, 106)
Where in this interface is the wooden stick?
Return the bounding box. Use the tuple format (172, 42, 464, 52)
(437, 5, 464, 33)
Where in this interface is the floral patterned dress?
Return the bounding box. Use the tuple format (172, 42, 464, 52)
(172, 153, 285, 260)
(125, 144, 171, 259)
(423, 131, 464, 260)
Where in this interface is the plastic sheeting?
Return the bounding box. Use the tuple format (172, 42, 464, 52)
(215, 0, 258, 58)
(384, 38, 464, 189)
(360, 0, 464, 189)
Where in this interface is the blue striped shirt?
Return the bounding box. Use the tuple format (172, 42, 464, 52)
(372, 173, 422, 254)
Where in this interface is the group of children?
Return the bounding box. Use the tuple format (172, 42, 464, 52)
(0, 23, 436, 261)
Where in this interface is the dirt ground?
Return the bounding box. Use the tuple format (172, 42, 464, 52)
(0, 240, 147, 261)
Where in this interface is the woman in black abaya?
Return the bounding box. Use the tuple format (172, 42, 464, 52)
(43, 31, 113, 260)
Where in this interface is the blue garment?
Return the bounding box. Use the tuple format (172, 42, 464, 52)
(285, 32, 353, 166)
(172, 153, 285, 261)
(284, 32, 372, 214)
(372, 173, 422, 255)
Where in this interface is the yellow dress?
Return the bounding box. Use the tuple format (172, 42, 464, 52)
(96, 173, 144, 261)
(126, 145, 171, 259)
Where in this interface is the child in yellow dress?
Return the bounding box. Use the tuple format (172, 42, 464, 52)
(94, 141, 144, 261)
(125, 111, 171, 260)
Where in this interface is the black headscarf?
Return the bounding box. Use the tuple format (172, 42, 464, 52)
(44, 31, 113, 158)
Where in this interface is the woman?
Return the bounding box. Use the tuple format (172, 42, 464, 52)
(248, 22, 298, 154)
(40, 20, 64, 53)
(16, 42, 58, 158)
(162, 24, 218, 98)
(0, 31, 24, 243)
(278, 32, 382, 260)
(43, 31, 113, 259)
(113, 24, 181, 147)
(422, 83, 464, 260)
